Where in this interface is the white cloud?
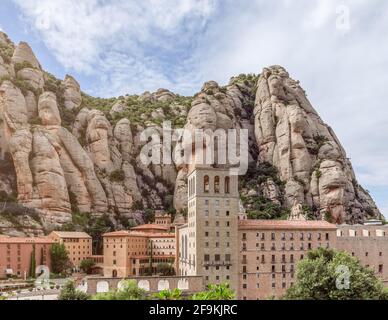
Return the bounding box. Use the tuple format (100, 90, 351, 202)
(14, 0, 217, 94)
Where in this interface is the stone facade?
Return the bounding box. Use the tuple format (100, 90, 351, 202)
(0, 235, 53, 278)
(238, 220, 337, 299)
(102, 229, 176, 278)
(337, 224, 388, 286)
(177, 165, 240, 292)
(48, 231, 92, 269)
(176, 165, 388, 300)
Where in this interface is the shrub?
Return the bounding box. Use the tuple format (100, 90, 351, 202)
(109, 169, 125, 182)
(241, 195, 289, 220)
(91, 280, 146, 300)
(14, 61, 34, 73)
(284, 248, 388, 300)
(0, 42, 14, 64)
(29, 116, 42, 125)
(80, 259, 96, 275)
(58, 281, 90, 300)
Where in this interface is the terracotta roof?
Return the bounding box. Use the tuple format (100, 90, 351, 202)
(50, 231, 92, 239)
(103, 230, 175, 238)
(131, 224, 169, 231)
(238, 220, 337, 230)
(0, 236, 54, 244)
(103, 230, 132, 237)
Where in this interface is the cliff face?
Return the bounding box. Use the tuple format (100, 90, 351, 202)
(0, 32, 380, 235)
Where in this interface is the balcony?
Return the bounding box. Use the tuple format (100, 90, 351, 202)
(202, 261, 232, 267)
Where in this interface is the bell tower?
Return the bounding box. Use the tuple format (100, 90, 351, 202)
(184, 164, 239, 291)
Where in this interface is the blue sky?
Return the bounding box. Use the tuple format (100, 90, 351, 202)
(1, 0, 387, 217)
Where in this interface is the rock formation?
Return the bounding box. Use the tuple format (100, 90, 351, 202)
(0, 33, 381, 235)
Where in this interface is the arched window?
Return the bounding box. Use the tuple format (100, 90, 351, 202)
(204, 175, 210, 193)
(225, 177, 230, 194)
(214, 176, 220, 193)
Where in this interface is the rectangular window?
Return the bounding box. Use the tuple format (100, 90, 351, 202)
(215, 254, 220, 261)
(204, 254, 210, 261)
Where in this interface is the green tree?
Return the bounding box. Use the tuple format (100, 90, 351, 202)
(92, 280, 146, 300)
(191, 283, 235, 300)
(58, 281, 90, 300)
(153, 289, 182, 300)
(50, 243, 71, 275)
(284, 247, 388, 300)
(156, 263, 176, 276)
(80, 259, 96, 275)
(29, 244, 36, 278)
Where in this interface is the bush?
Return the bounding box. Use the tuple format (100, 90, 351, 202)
(80, 259, 96, 275)
(58, 281, 90, 300)
(241, 195, 289, 220)
(191, 283, 235, 300)
(156, 263, 176, 276)
(14, 61, 34, 73)
(109, 169, 125, 182)
(132, 200, 144, 211)
(0, 42, 14, 64)
(29, 116, 42, 125)
(284, 248, 388, 300)
(91, 280, 146, 300)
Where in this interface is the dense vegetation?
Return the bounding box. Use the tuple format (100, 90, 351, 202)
(239, 161, 289, 220)
(59, 280, 235, 301)
(284, 248, 388, 300)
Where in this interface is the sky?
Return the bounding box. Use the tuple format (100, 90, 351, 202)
(0, 0, 387, 217)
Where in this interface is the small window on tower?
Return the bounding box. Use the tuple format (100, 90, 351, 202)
(204, 175, 210, 193)
(225, 177, 230, 194)
(214, 176, 220, 193)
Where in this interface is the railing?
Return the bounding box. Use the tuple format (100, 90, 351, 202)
(202, 261, 232, 267)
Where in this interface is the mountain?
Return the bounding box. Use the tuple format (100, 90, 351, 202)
(0, 32, 380, 236)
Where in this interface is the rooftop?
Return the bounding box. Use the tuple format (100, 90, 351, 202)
(50, 231, 92, 239)
(131, 224, 169, 231)
(238, 220, 337, 230)
(0, 236, 54, 244)
(103, 230, 175, 238)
